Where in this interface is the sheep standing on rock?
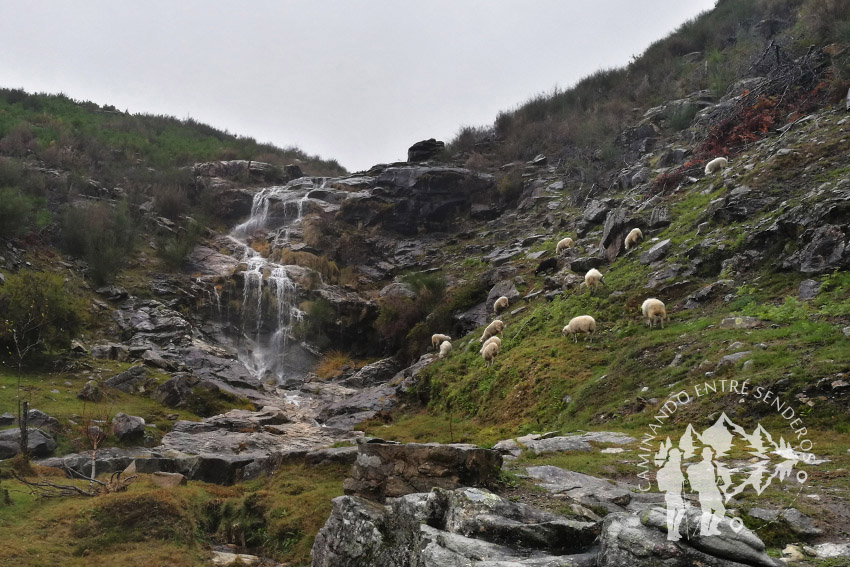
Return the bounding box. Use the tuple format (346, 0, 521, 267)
(439, 340, 452, 358)
(704, 156, 729, 175)
(624, 228, 643, 250)
(583, 268, 605, 294)
(431, 333, 451, 350)
(480, 319, 505, 343)
(493, 296, 510, 315)
(641, 298, 669, 329)
(556, 237, 574, 255)
(479, 336, 502, 354)
(562, 315, 597, 343)
(481, 341, 500, 367)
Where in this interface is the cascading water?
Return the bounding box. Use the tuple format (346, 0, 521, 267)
(225, 180, 322, 384)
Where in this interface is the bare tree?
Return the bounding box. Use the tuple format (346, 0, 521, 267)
(3, 310, 47, 460)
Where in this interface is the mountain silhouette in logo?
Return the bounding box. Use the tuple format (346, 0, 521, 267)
(655, 413, 800, 501)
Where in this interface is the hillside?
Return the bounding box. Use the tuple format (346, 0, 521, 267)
(2, 1, 850, 566)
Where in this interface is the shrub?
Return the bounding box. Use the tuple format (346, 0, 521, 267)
(0, 270, 87, 357)
(0, 187, 33, 237)
(496, 171, 525, 203)
(152, 183, 191, 220)
(61, 200, 137, 285)
(156, 218, 206, 269)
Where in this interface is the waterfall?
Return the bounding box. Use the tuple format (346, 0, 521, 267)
(225, 179, 322, 383)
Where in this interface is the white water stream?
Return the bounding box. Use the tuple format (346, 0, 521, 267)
(226, 181, 324, 383)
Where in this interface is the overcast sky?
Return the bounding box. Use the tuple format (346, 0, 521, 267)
(1, 1, 715, 172)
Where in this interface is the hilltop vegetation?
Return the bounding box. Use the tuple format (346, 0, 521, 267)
(449, 0, 850, 170)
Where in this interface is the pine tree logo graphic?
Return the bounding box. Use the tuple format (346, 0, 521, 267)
(654, 413, 805, 540)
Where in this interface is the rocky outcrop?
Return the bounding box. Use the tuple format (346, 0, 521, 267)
(312, 487, 599, 567)
(343, 442, 502, 503)
(407, 139, 445, 162)
(363, 166, 494, 235)
(598, 508, 781, 567)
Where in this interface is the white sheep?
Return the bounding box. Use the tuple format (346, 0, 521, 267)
(431, 333, 451, 350)
(479, 319, 505, 343)
(493, 296, 509, 314)
(562, 315, 597, 343)
(704, 156, 728, 175)
(481, 341, 500, 367)
(583, 268, 605, 294)
(556, 237, 575, 255)
(624, 228, 643, 250)
(479, 335, 502, 354)
(439, 340, 452, 358)
(641, 298, 669, 329)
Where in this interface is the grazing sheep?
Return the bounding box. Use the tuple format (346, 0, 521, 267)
(561, 315, 597, 343)
(704, 156, 728, 175)
(439, 340, 452, 358)
(479, 335, 502, 354)
(479, 319, 505, 343)
(493, 296, 510, 314)
(583, 268, 605, 294)
(641, 298, 669, 329)
(624, 228, 643, 250)
(431, 333, 451, 350)
(534, 257, 558, 275)
(556, 237, 575, 255)
(481, 341, 500, 367)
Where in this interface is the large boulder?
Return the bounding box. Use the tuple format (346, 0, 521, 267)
(343, 442, 502, 503)
(407, 139, 445, 163)
(111, 412, 146, 442)
(598, 508, 781, 567)
(0, 428, 56, 457)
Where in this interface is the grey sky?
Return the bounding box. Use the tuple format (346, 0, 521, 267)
(0, 1, 715, 172)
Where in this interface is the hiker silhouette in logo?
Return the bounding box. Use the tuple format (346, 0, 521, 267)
(657, 447, 686, 541)
(686, 446, 726, 535)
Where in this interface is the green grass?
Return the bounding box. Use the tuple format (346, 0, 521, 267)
(0, 461, 349, 567)
(0, 361, 211, 452)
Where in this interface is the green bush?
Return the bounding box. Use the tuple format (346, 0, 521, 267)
(0, 270, 87, 357)
(61, 200, 137, 285)
(0, 187, 33, 237)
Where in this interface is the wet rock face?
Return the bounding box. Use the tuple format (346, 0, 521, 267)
(367, 166, 494, 235)
(343, 442, 503, 503)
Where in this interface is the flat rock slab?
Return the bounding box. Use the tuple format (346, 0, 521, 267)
(520, 431, 636, 454)
(524, 466, 632, 507)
